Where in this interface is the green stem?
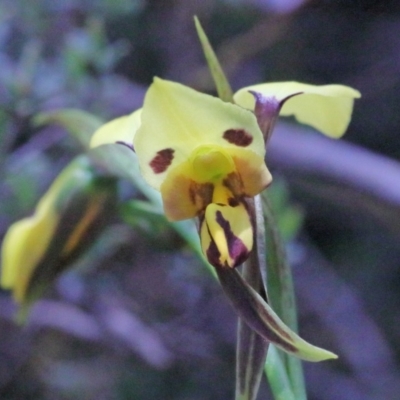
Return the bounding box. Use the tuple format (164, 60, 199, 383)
(235, 195, 269, 400)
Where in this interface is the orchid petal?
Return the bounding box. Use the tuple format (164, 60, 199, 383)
(234, 82, 361, 138)
(1, 194, 58, 300)
(1, 157, 116, 305)
(133, 78, 265, 190)
(228, 148, 272, 196)
(159, 146, 271, 222)
(160, 159, 213, 221)
(90, 109, 141, 149)
(1, 160, 92, 302)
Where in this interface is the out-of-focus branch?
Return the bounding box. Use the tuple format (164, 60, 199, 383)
(0, 297, 172, 368)
(268, 122, 400, 236)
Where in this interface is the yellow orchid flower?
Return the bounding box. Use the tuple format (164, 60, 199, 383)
(90, 109, 141, 150)
(1, 156, 116, 307)
(88, 76, 360, 362)
(234, 81, 361, 140)
(90, 78, 360, 269)
(91, 78, 272, 269)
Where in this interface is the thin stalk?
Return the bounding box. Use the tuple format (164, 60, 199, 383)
(235, 195, 269, 400)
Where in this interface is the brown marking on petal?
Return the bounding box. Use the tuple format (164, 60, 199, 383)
(149, 148, 175, 173)
(223, 129, 253, 147)
(215, 209, 249, 268)
(228, 197, 239, 207)
(206, 231, 223, 268)
(223, 172, 244, 197)
(189, 182, 213, 214)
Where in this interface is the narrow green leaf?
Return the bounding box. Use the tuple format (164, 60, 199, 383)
(266, 346, 296, 400)
(34, 109, 104, 148)
(194, 16, 234, 103)
(262, 191, 307, 399)
(216, 266, 337, 362)
(262, 192, 298, 330)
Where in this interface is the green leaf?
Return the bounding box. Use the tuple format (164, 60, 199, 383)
(265, 346, 296, 400)
(262, 190, 307, 399)
(194, 16, 234, 103)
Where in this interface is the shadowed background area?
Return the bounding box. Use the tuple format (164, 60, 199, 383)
(1, 0, 400, 399)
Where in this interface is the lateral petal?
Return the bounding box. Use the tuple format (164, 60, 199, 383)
(1, 196, 58, 296)
(90, 109, 141, 149)
(1, 158, 93, 302)
(234, 81, 361, 138)
(160, 159, 214, 221)
(228, 148, 272, 197)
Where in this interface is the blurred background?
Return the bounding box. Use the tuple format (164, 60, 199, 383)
(1, 0, 400, 399)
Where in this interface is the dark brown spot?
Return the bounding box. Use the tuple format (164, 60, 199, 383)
(189, 182, 213, 212)
(149, 148, 174, 173)
(223, 172, 244, 196)
(223, 129, 253, 147)
(228, 197, 239, 207)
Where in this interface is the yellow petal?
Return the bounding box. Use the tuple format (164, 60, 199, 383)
(90, 109, 142, 148)
(160, 158, 213, 221)
(189, 146, 235, 184)
(200, 202, 253, 268)
(159, 146, 271, 221)
(234, 81, 361, 138)
(228, 148, 272, 196)
(1, 198, 58, 298)
(133, 78, 265, 190)
(1, 158, 93, 302)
